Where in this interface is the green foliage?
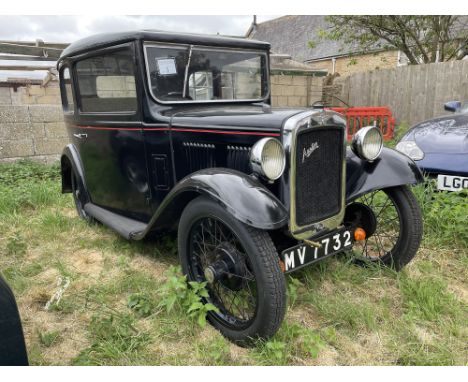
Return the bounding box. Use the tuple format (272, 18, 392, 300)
(307, 292, 381, 332)
(38, 330, 61, 347)
(391, 325, 460, 366)
(127, 293, 154, 317)
(5, 232, 27, 256)
(398, 274, 463, 322)
(412, 181, 468, 249)
(286, 275, 303, 307)
(195, 336, 231, 365)
(157, 266, 218, 328)
(74, 313, 150, 365)
(0, 160, 62, 215)
(322, 16, 468, 64)
(347, 58, 358, 67)
(260, 339, 287, 364)
(385, 123, 410, 148)
(0, 160, 60, 186)
(307, 40, 317, 49)
(253, 322, 325, 365)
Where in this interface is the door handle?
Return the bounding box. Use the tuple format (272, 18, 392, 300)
(73, 133, 88, 139)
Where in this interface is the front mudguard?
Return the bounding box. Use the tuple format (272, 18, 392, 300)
(136, 168, 288, 238)
(346, 147, 424, 202)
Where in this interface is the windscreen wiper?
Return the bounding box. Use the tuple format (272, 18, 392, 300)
(182, 45, 193, 99)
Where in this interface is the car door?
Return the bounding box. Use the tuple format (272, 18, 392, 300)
(72, 44, 150, 221)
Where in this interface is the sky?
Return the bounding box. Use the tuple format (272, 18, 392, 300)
(0, 15, 279, 80)
(0, 15, 279, 43)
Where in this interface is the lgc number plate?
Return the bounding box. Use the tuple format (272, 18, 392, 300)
(281, 228, 353, 273)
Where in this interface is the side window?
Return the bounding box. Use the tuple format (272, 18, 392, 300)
(75, 49, 137, 113)
(61, 67, 74, 112)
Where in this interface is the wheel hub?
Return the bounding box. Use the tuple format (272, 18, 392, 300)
(344, 202, 377, 237)
(203, 243, 246, 290)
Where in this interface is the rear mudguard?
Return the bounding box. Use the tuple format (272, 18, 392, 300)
(60, 144, 89, 201)
(134, 168, 288, 239)
(346, 147, 424, 202)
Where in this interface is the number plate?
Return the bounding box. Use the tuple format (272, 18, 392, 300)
(437, 174, 468, 192)
(281, 228, 353, 273)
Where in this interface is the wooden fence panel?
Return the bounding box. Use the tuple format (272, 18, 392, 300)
(330, 60, 468, 125)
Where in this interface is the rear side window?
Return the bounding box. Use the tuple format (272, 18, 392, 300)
(61, 67, 74, 112)
(76, 49, 137, 113)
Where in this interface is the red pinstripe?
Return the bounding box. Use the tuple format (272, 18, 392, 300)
(72, 125, 280, 137)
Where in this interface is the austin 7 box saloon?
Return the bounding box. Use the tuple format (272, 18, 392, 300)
(58, 30, 423, 345)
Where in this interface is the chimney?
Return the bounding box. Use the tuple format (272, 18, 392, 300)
(246, 15, 258, 37)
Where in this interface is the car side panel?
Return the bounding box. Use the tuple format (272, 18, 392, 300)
(132, 168, 289, 239)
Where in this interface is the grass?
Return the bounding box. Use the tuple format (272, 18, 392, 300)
(0, 158, 466, 365)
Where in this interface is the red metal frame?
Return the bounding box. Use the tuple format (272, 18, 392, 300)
(329, 107, 395, 141)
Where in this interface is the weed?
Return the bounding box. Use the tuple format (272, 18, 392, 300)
(127, 293, 154, 317)
(38, 330, 61, 347)
(286, 275, 303, 307)
(257, 339, 287, 365)
(157, 266, 218, 328)
(195, 336, 231, 365)
(253, 322, 325, 365)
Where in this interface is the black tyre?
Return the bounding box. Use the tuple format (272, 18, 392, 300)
(71, 170, 93, 223)
(349, 185, 423, 271)
(178, 196, 287, 346)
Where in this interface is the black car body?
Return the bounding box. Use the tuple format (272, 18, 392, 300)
(0, 274, 28, 366)
(58, 30, 423, 344)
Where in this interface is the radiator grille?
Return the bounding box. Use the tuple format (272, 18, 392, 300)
(294, 127, 344, 227)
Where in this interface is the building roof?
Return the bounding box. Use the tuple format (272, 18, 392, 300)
(246, 15, 366, 62)
(59, 30, 270, 62)
(270, 54, 326, 76)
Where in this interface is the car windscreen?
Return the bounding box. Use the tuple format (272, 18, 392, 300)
(144, 44, 268, 103)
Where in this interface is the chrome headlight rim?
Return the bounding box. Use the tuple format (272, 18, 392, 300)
(250, 137, 286, 181)
(351, 126, 383, 161)
(395, 140, 425, 161)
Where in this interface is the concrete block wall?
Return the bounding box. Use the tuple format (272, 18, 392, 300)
(0, 82, 67, 163)
(270, 74, 323, 108)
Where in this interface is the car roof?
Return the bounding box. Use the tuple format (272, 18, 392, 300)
(59, 30, 271, 62)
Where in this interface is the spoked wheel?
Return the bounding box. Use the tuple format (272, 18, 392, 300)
(346, 185, 423, 270)
(71, 170, 93, 223)
(178, 196, 286, 346)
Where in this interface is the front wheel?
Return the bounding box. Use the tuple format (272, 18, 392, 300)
(178, 196, 287, 346)
(346, 185, 423, 271)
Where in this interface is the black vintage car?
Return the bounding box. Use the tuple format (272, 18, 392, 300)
(58, 31, 423, 344)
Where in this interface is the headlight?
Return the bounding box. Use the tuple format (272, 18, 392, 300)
(351, 126, 383, 161)
(395, 140, 425, 160)
(250, 137, 286, 180)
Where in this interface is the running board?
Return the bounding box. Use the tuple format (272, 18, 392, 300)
(84, 203, 147, 240)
